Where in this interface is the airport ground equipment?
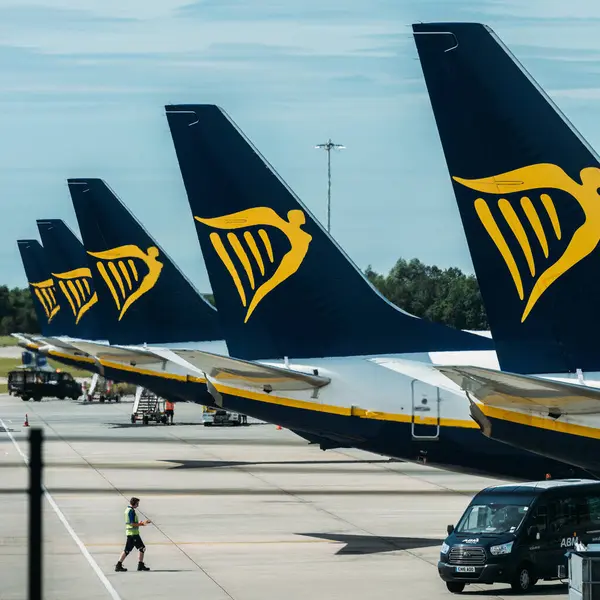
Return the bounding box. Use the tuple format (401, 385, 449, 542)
(8, 368, 82, 402)
(202, 405, 248, 426)
(84, 374, 120, 403)
(131, 387, 167, 424)
(568, 551, 600, 599)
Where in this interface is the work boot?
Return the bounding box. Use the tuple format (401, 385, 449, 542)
(115, 563, 127, 572)
(138, 562, 150, 571)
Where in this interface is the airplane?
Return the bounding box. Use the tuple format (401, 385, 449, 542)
(17, 238, 77, 340)
(43, 102, 595, 480)
(37, 219, 102, 341)
(16, 212, 219, 405)
(412, 22, 600, 472)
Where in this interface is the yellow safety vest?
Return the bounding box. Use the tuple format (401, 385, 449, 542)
(125, 506, 139, 536)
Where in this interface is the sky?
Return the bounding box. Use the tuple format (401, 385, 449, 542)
(3, 0, 600, 291)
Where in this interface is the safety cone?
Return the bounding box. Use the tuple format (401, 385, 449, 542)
(23, 414, 29, 427)
(276, 425, 282, 430)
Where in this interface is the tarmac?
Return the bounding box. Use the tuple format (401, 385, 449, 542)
(0, 394, 568, 599)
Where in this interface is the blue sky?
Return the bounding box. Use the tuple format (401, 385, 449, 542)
(4, 0, 600, 291)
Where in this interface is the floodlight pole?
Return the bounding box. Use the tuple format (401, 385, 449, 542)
(315, 139, 345, 232)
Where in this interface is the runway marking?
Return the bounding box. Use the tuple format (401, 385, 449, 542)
(0, 418, 122, 600)
(28, 413, 236, 600)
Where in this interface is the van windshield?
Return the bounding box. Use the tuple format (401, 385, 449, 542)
(456, 503, 530, 535)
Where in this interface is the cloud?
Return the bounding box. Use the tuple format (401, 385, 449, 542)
(5, 0, 600, 290)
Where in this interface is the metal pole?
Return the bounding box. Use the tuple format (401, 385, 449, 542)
(327, 142, 332, 232)
(29, 428, 43, 600)
(315, 139, 345, 233)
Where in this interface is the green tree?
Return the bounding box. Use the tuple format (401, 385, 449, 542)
(365, 258, 488, 330)
(0, 286, 38, 335)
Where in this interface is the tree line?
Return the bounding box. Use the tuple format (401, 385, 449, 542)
(0, 286, 38, 336)
(364, 258, 488, 331)
(0, 258, 488, 336)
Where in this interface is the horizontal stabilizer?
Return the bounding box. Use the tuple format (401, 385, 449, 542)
(36, 336, 90, 353)
(64, 340, 165, 367)
(438, 365, 600, 416)
(172, 349, 331, 392)
(12, 333, 39, 347)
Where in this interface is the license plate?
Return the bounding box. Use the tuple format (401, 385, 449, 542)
(455, 566, 476, 573)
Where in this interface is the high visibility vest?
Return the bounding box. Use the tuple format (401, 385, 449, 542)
(125, 506, 139, 536)
(166, 401, 175, 411)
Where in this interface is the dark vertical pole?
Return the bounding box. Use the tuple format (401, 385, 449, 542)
(327, 141, 332, 233)
(29, 428, 43, 600)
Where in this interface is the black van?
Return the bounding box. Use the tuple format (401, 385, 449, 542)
(439, 479, 600, 594)
(8, 368, 82, 402)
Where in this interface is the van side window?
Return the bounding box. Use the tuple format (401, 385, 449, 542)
(530, 504, 548, 534)
(548, 497, 578, 533)
(586, 496, 600, 527)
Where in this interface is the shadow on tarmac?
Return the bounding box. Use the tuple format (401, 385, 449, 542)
(298, 532, 443, 555)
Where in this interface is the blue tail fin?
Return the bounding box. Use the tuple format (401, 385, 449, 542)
(17, 239, 72, 337)
(165, 104, 493, 360)
(36, 219, 102, 340)
(67, 178, 222, 345)
(414, 22, 600, 374)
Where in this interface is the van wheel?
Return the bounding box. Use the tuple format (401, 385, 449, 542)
(445, 582, 465, 594)
(511, 564, 536, 593)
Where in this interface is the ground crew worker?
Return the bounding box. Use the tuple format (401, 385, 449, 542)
(165, 400, 175, 424)
(115, 497, 151, 572)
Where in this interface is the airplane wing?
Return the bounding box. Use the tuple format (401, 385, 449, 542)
(171, 349, 331, 392)
(437, 365, 600, 416)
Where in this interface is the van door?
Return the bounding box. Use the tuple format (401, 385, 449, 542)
(410, 379, 440, 439)
(582, 494, 600, 546)
(523, 503, 552, 579)
(543, 496, 580, 578)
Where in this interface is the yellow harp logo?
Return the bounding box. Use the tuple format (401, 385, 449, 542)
(51, 268, 98, 324)
(87, 245, 163, 321)
(453, 163, 600, 322)
(195, 207, 312, 322)
(29, 279, 60, 323)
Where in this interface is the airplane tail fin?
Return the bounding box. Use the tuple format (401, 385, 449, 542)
(165, 104, 493, 360)
(36, 219, 101, 339)
(67, 178, 222, 346)
(414, 22, 600, 373)
(17, 239, 69, 337)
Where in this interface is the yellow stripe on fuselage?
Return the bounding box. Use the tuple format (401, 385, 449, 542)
(36, 350, 479, 430)
(479, 403, 600, 441)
